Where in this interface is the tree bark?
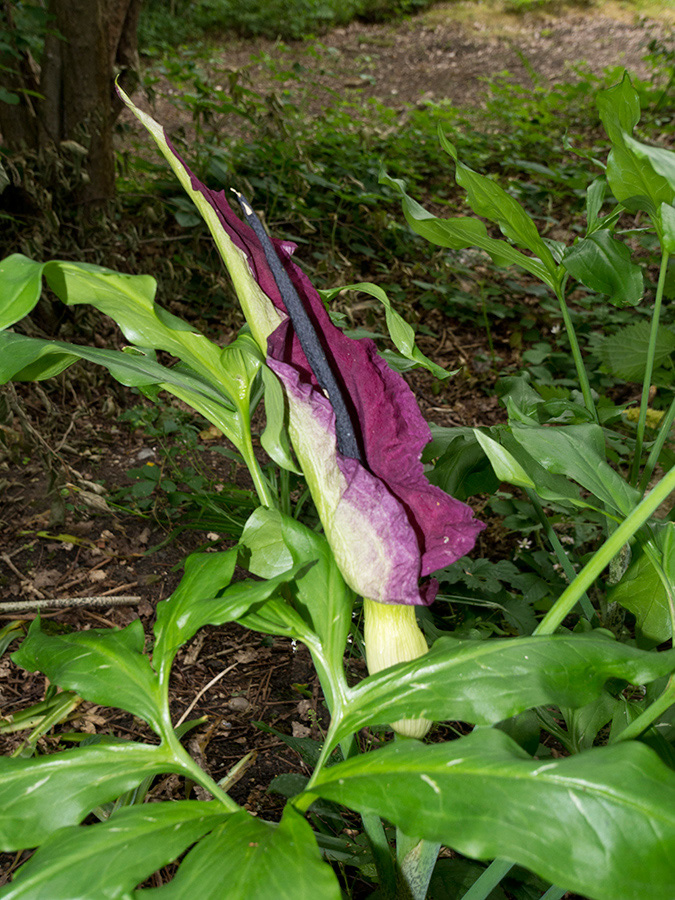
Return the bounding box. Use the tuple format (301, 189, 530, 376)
(0, 0, 141, 208)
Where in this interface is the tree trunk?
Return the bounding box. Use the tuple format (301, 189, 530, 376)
(0, 0, 141, 209)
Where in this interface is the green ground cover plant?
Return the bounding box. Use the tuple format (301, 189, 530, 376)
(0, 68, 674, 899)
(138, 0, 438, 47)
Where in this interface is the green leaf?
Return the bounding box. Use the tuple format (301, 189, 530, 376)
(596, 71, 640, 143)
(429, 859, 508, 900)
(0, 254, 45, 330)
(320, 282, 451, 380)
(660, 203, 675, 255)
(623, 133, 675, 195)
(153, 549, 308, 674)
(438, 129, 557, 277)
(308, 730, 675, 900)
(380, 171, 557, 289)
(0, 331, 256, 456)
(11, 258, 263, 423)
(136, 806, 341, 899)
(153, 550, 237, 671)
(218, 331, 265, 415)
(424, 426, 500, 501)
(0, 743, 177, 851)
(609, 524, 675, 643)
(0, 333, 234, 409)
(0, 620, 24, 656)
(597, 73, 674, 216)
(509, 423, 640, 516)
(332, 633, 675, 745)
(498, 431, 588, 508)
(562, 230, 643, 307)
(260, 364, 301, 473)
(585, 177, 607, 234)
(560, 690, 618, 753)
(474, 430, 536, 488)
(241, 507, 293, 577)
(12, 618, 163, 733)
(42, 261, 223, 378)
(597, 320, 675, 383)
(240, 508, 353, 673)
(0, 802, 230, 900)
(476, 427, 593, 509)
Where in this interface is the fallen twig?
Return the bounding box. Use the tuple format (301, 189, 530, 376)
(0, 594, 142, 613)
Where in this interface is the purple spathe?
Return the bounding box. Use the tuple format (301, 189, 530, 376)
(185, 166, 485, 605)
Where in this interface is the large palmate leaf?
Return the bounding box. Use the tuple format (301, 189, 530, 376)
(308, 730, 675, 900)
(41, 260, 229, 383)
(136, 806, 341, 899)
(380, 171, 557, 289)
(0, 257, 265, 436)
(0, 743, 177, 851)
(0, 802, 230, 900)
(12, 618, 163, 733)
(330, 632, 675, 746)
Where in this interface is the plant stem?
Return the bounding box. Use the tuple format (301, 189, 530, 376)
(524, 488, 595, 621)
(630, 250, 670, 485)
(638, 390, 675, 494)
(458, 859, 514, 900)
(396, 830, 441, 900)
(611, 675, 675, 744)
(163, 729, 240, 811)
(535, 464, 675, 635)
(555, 286, 597, 423)
(240, 431, 276, 508)
(364, 811, 397, 900)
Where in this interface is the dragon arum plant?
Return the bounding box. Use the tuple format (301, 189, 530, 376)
(0, 70, 675, 899)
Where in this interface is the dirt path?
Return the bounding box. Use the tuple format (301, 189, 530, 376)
(167, 2, 670, 113)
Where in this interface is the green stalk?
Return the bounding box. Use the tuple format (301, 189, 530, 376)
(279, 465, 291, 516)
(638, 390, 675, 494)
(155, 655, 239, 811)
(555, 285, 597, 423)
(611, 675, 675, 744)
(163, 729, 240, 811)
(297, 730, 398, 897)
(458, 859, 514, 900)
(630, 250, 670, 485)
(395, 829, 441, 900)
(240, 428, 276, 508)
(524, 487, 595, 621)
(364, 810, 397, 899)
(535, 464, 675, 635)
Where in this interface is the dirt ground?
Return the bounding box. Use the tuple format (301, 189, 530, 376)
(0, 1, 672, 892)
